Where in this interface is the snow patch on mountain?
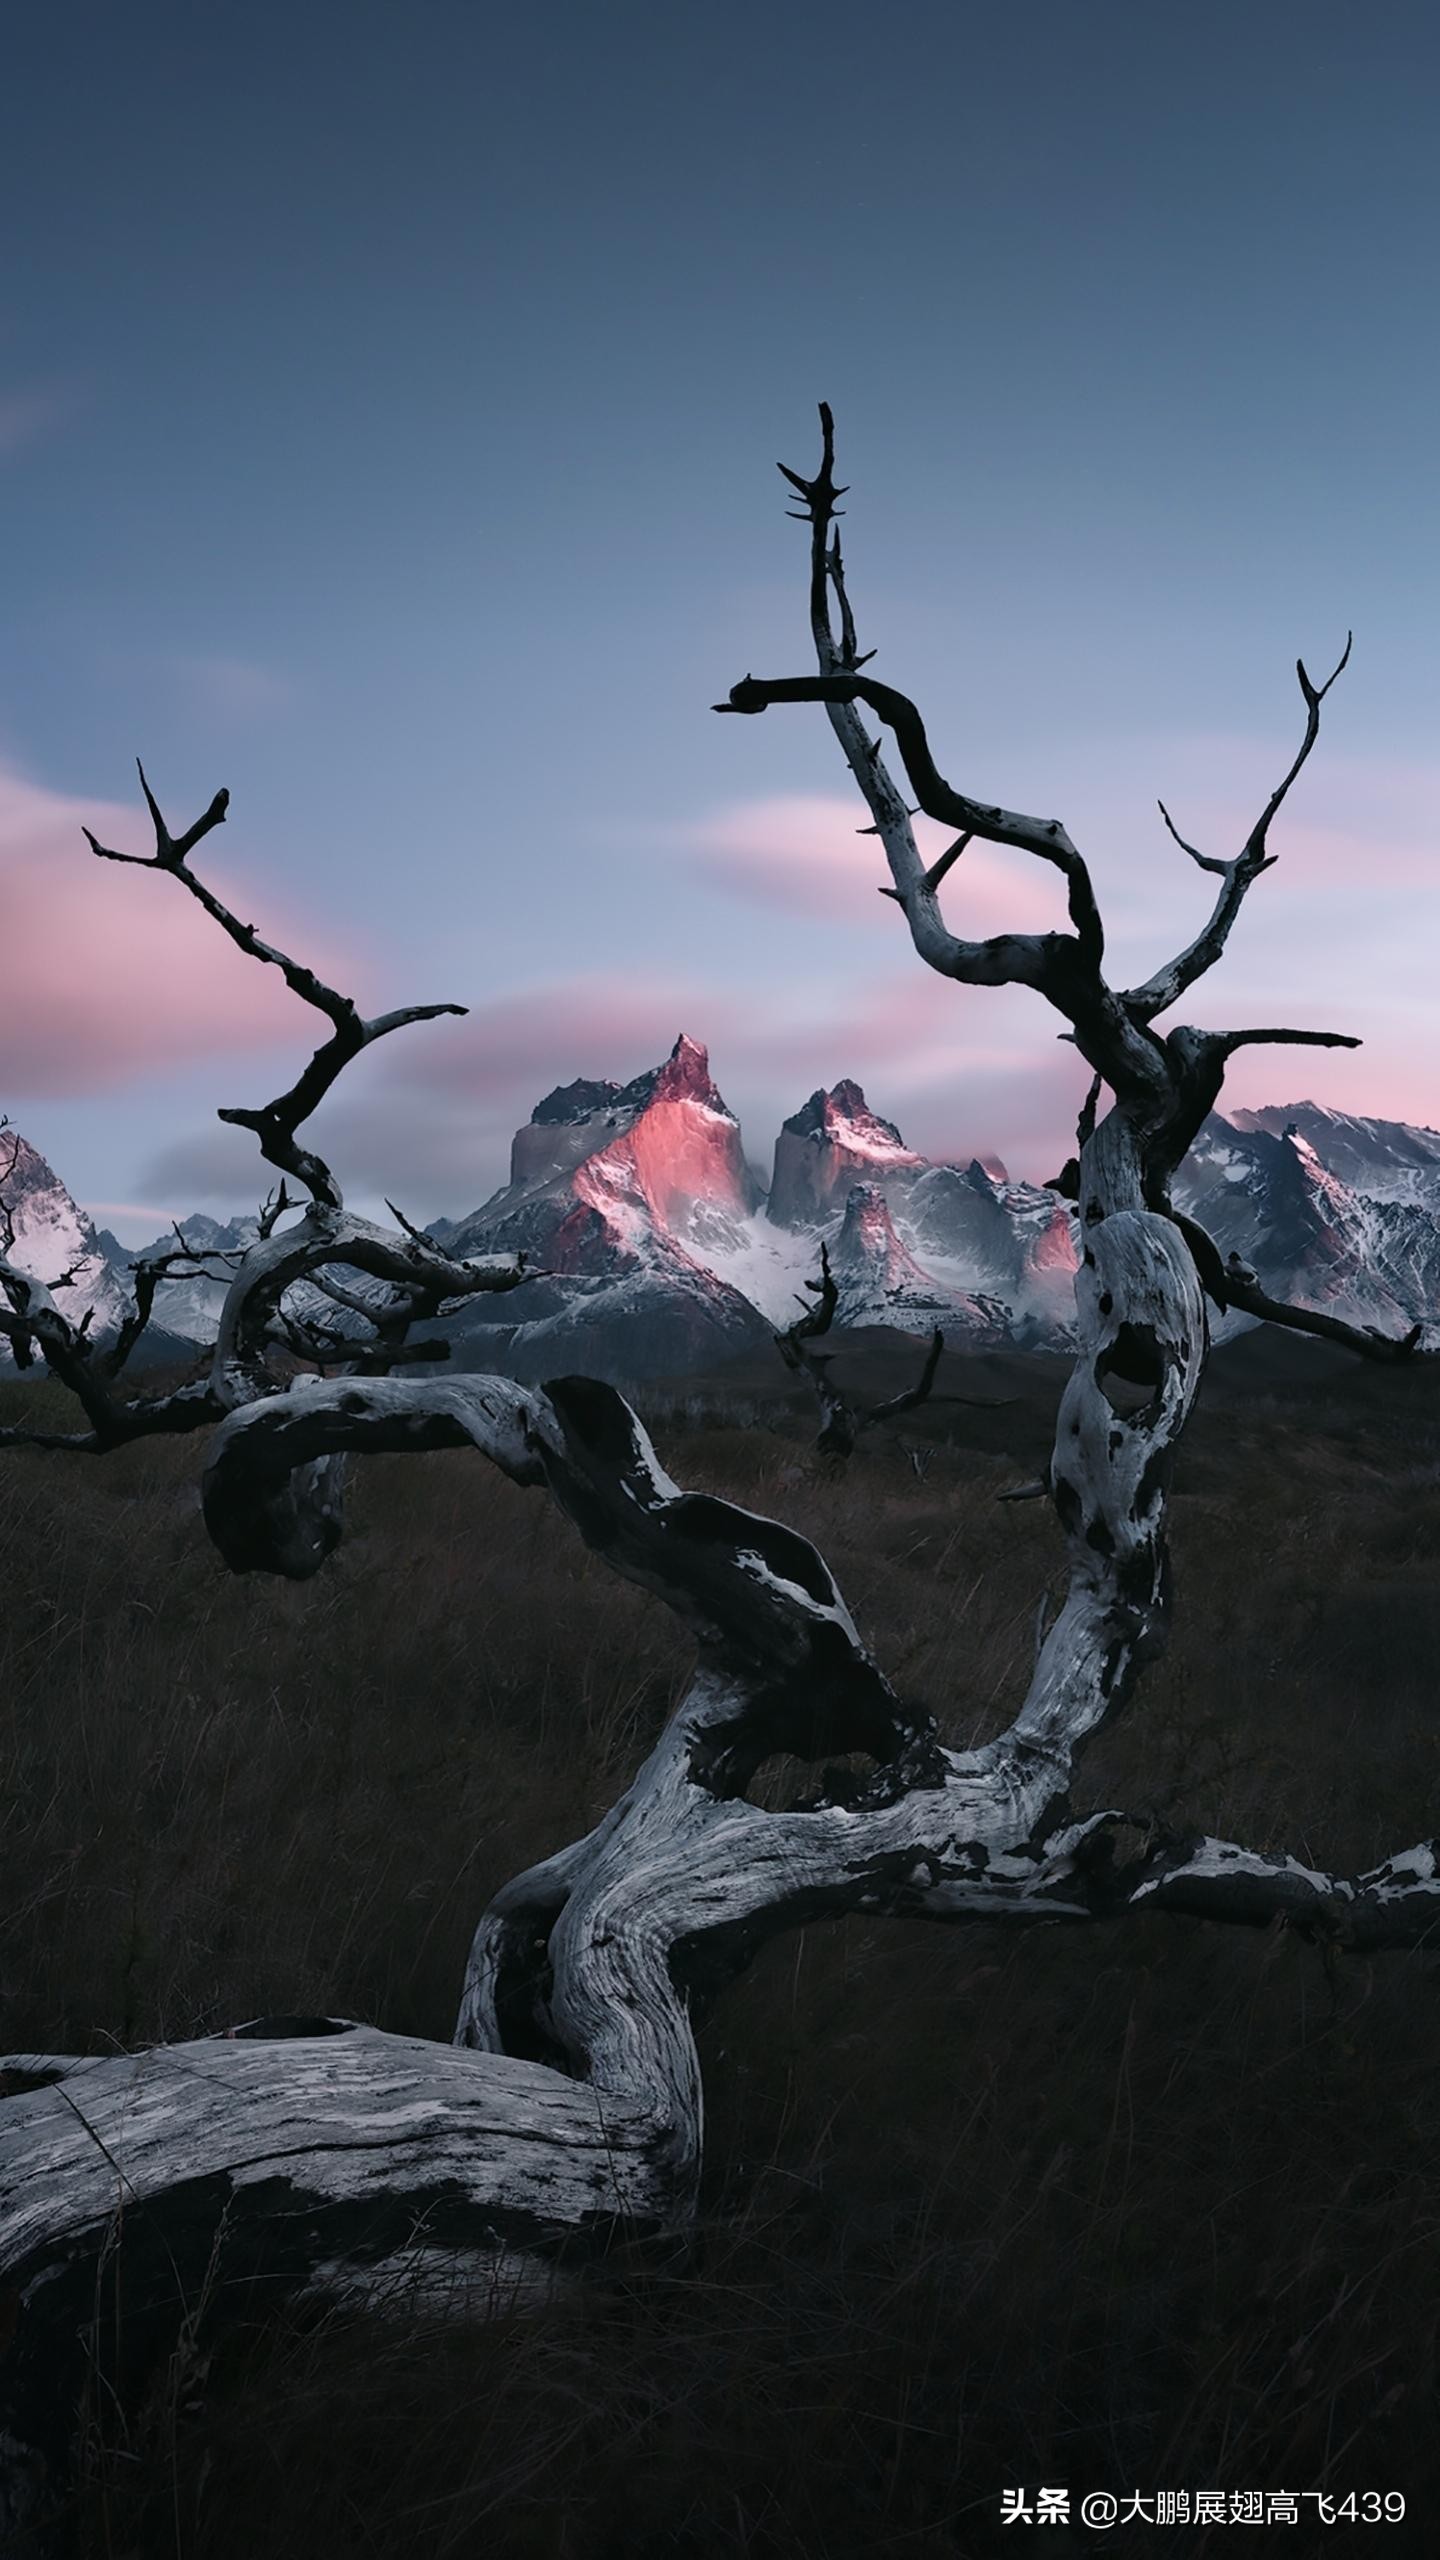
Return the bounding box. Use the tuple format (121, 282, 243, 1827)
(829, 1184, 1010, 1337)
(768, 1080, 925, 1228)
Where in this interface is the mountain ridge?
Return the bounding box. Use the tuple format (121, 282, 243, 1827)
(4, 1045, 1439, 1377)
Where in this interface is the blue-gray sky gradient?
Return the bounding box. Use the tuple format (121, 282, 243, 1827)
(3, 1, 1436, 1241)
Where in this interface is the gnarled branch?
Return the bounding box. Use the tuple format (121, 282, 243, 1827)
(84, 764, 466, 1210)
(1124, 637, 1352, 1022)
(1218, 1253, 1425, 1363)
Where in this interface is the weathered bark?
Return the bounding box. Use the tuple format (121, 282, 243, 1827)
(0, 2024, 661, 2541)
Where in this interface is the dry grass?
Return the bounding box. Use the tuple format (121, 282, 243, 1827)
(3, 1337, 1440, 2556)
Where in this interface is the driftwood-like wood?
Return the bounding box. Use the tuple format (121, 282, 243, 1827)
(2, 420, 1434, 2533)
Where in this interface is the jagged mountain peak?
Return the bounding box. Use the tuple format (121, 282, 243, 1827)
(431, 1035, 770, 1377)
(0, 1129, 132, 1354)
(530, 1036, 728, 1137)
(830, 1181, 947, 1316)
(1232, 1101, 1440, 1199)
(770, 1079, 924, 1228)
(650, 1032, 730, 1112)
(1176, 1108, 1440, 1346)
(782, 1078, 913, 1149)
(531, 1074, 625, 1129)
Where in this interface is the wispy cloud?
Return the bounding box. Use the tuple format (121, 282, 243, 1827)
(84, 1200, 206, 1233)
(90, 645, 296, 726)
(672, 793, 1070, 935)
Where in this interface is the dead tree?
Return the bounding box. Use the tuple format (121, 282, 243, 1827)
(773, 1240, 944, 1458)
(773, 1240, 1011, 1461)
(2, 435, 1435, 2538)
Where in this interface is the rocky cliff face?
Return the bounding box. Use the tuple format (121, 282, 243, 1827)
(0, 1133, 132, 1353)
(828, 1184, 1009, 1338)
(8, 1065, 1440, 1380)
(433, 1036, 773, 1380)
(1175, 1113, 1440, 1344)
(768, 1082, 924, 1227)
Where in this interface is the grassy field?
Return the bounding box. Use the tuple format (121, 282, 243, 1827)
(3, 1330, 1438, 2555)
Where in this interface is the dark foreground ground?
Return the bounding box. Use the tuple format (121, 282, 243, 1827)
(2, 1328, 1438, 2556)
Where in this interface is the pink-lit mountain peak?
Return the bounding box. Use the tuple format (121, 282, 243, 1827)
(573, 1033, 760, 1235)
(510, 1034, 744, 1197)
(800, 1079, 920, 1153)
(769, 1076, 924, 1228)
(526, 1032, 722, 1134)
(651, 1031, 727, 1108)
(497, 1032, 760, 1254)
(834, 1182, 924, 1290)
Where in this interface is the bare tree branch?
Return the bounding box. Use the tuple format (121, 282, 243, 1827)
(876, 827, 973, 901)
(772, 1244, 958, 1459)
(84, 765, 467, 1208)
(256, 1179, 294, 1239)
(1218, 1254, 1425, 1363)
(721, 662, 1107, 959)
(713, 409, 1178, 1113)
(866, 1325, 945, 1425)
(1124, 636, 1352, 1021)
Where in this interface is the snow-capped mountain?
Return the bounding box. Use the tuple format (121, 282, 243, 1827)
(768, 1083, 925, 1226)
(6, 1058, 1439, 1381)
(1175, 1113, 1440, 1345)
(427, 1035, 775, 1379)
(117, 1213, 263, 1343)
(108, 1213, 404, 1355)
(1231, 1103, 1440, 1205)
(423, 1040, 1081, 1376)
(0, 1133, 133, 1350)
(0, 1173, 389, 1374)
(826, 1184, 1010, 1338)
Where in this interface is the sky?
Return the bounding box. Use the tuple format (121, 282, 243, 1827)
(2, 0, 1438, 1247)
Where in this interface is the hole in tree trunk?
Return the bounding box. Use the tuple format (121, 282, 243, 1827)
(1095, 1323, 1168, 1419)
(743, 1750, 878, 1811)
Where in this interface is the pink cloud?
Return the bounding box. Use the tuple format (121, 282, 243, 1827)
(388, 967, 1052, 1110)
(677, 794, 1071, 935)
(389, 976, 748, 1098)
(0, 761, 367, 1099)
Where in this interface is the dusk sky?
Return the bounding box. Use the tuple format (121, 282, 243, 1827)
(3, 2, 1437, 1246)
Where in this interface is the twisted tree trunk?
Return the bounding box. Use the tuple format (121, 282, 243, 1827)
(5, 1231, 1434, 2536)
